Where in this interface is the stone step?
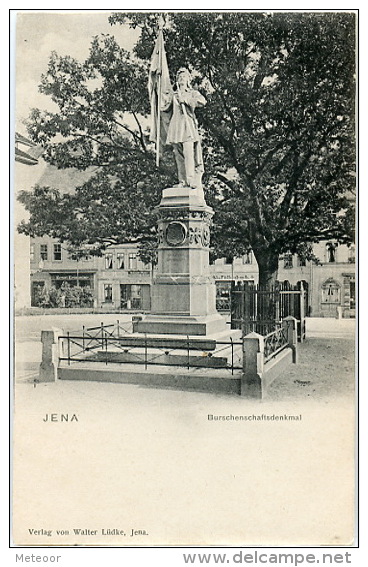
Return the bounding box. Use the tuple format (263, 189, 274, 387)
(89, 337, 243, 369)
(58, 361, 242, 396)
(78, 328, 242, 352)
(91, 350, 230, 368)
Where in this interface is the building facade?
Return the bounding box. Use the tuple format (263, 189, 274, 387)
(16, 139, 355, 318)
(30, 239, 152, 311)
(14, 133, 47, 310)
(30, 237, 355, 318)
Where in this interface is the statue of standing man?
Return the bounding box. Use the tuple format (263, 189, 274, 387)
(148, 19, 206, 189)
(161, 68, 206, 189)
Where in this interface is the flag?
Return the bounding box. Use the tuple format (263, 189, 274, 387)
(148, 16, 172, 165)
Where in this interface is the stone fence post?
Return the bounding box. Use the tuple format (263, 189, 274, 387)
(39, 328, 63, 382)
(282, 316, 298, 363)
(241, 331, 264, 398)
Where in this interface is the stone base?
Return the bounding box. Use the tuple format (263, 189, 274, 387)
(59, 364, 242, 396)
(158, 186, 207, 208)
(92, 327, 242, 369)
(58, 327, 243, 396)
(133, 312, 228, 336)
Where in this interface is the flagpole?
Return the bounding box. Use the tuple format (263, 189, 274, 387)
(155, 17, 164, 167)
(156, 67, 161, 167)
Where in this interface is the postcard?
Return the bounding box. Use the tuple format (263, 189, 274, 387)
(12, 9, 357, 548)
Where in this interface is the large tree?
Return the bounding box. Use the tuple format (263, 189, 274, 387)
(18, 11, 356, 286)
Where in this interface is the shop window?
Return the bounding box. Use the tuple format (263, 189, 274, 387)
(31, 281, 45, 306)
(283, 253, 293, 269)
(326, 243, 337, 263)
(53, 243, 62, 261)
(120, 284, 129, 308)
(216, 281, 231, 311)
(40, 244, 48, 261)
(104, 284, 113, 303)
(120, 284, 141, 309)
(117, 253, 125, 270)
(350, 281, 355, 309)
(105, 253, 113, 269)
(242, 252, 252, 265)
(130, 285, 142, 309)
(321, 279, 341, 303)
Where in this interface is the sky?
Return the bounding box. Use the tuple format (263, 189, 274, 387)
(12, 11, 140, 134)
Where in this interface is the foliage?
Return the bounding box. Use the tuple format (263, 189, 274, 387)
(33, 283, 94, 308)
(19, 12, 356, 285)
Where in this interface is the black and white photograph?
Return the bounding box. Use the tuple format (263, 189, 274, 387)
(11, 8, 358, 552)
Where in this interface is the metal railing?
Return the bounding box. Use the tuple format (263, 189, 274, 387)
(58, 324, 243, 375)
(263, 326, 288, 362)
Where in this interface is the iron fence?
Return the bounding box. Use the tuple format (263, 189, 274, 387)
(58, 324, 243, 375)
(230, 281, 307, 340)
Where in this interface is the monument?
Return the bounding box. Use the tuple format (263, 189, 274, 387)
(134, 20, 231, 340)
(134, 185, 228, 336)
(53, 18, 243, 394)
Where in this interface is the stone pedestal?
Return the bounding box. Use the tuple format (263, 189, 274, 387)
(134, 186, 228, 336)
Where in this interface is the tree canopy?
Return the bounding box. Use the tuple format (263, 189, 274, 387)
(18, 11, 356, 284)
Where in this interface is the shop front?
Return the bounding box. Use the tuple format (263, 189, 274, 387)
(215, 276, 256, 312)
(30, 271, 96, 307)
(50, 272, 95, 289)
(120, 284, 151, 310)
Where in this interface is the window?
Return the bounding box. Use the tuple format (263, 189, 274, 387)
(120, 284, 142, 309)
(128, 253, 137, 270)
(297, 256, 306, 267)
(105, 253, 113, 269)
(215, 281, 231, 311)
(243, 252, 252, 265)
(31, 281, 45, 307)
(350, 280, 355, 309)
(30, 243, 35, 262)
(326, 243, 337, 263)
(283, 253, 293, 269)
(53, 243, 62, 261)
(225, 255, 233, 265)
(130, 284, 142, 309)
(321, 279, 341, 303)
(40, 244, 48, 261)
(104, 284, 113, 303)
(117, 253, 125, 270)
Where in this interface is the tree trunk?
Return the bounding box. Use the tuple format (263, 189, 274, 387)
(253, 247, 279, 290)
(252, 247, 280, 333)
